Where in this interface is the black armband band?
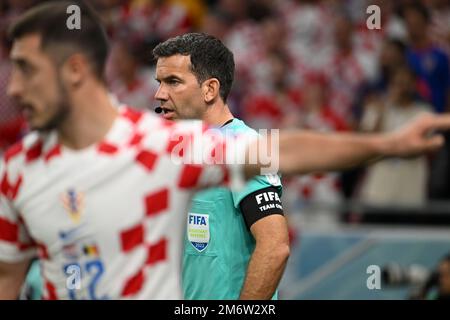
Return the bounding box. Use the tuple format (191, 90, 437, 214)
(239, 186, 284, 229)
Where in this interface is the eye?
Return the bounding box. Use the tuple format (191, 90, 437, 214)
(17, 62, 34, 76)
(23, 65, 32, 75)
(168, 79, 180, 85)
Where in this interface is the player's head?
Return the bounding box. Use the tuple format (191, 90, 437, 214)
(152, 32, 234, 120)
(6, 1, 109, 131)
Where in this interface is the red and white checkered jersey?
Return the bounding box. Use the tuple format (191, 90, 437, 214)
(0, 107, 244, 299)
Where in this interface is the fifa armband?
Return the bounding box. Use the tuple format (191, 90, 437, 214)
(239, 186, 284, 229)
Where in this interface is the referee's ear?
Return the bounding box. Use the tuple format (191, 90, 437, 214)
(202, 78, 220, 104)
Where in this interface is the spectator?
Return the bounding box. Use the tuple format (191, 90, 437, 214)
(200, 8, 232, 40)
(402, 2, 450, 200)
(403, 1, 450, 113)
(241, 51, 301, 130)
(283, 72, 347, 217)
(325, 13, 377, 127)
(370, 38, 408, 96)
(358, 66, 433, 206)
(426, 0, 450, 57)
(107, 34, 159, 111)
(279, 0, 334, 76)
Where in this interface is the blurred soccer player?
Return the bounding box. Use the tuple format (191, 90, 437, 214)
(0, 1, 249, 300)
(2, 1, 450, 300)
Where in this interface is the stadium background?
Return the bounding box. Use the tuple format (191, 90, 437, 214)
(1, 0, 450, 299)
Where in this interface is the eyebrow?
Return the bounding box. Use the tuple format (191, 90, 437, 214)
(155, 75, 183, 83)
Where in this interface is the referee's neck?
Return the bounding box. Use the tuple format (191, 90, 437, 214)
(202, 102, 234, 127)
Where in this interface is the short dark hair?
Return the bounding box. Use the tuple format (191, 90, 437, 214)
(8, 0, 109, 81)
(153, 33, 235, 103)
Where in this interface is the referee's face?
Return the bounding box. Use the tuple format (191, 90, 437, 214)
(7, 33, 70, 131)
(154, 54, 206, 121)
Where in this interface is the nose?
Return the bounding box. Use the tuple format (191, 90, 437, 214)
(154, 84, 168, 102)
(7, 70, 23, 100)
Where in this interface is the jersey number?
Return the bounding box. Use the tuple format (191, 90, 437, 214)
(64, 260, 109, 300)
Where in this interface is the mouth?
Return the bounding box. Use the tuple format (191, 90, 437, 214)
(161, 107, 175, 120)
(18, 102, 35, 120)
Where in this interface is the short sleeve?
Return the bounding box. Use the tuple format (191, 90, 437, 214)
(232, 174, 282, 208)
(0, 159, 37, 263)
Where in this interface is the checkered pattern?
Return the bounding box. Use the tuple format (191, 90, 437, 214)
(324, 49, 374, 122)
(280, 1, 334, 74)
(0, 107, 242, 299)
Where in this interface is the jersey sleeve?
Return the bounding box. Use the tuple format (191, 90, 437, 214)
(0, 158, 37, 263)
(232, 173, 282, 208)
(239, 185, 284, 229)
(233, 174, 283, 229)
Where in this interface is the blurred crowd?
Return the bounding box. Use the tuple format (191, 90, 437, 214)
(1, 0, 450, 211)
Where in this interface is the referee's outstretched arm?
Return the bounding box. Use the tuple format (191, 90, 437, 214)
(245, 113, 450, 177)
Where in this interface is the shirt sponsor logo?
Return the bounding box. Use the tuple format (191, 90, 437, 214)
(187, 213, 210, 252)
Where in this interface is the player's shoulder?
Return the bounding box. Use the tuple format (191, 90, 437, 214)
(224, 120, 282, 193)
(236, 122, 282, 186)
(223, 118, 259, 136)
(2, 131, 45, 168)
(0, 131, 50, 196)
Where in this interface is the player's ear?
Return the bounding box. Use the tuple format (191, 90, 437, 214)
(60, 53, 88, 88)
(202, 78, 220, 103)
